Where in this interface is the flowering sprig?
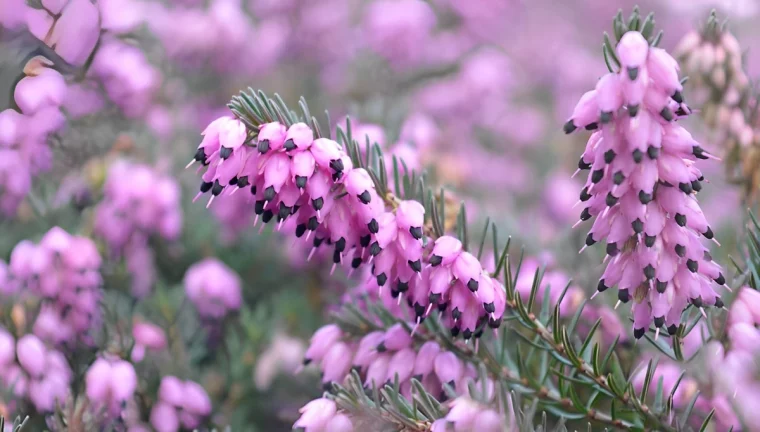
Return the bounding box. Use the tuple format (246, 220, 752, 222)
(565, 8, 728, 344)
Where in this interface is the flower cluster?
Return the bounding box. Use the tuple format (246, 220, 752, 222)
(0, 61, 64, 215)
(183, 258, 242, 320)
(304, 322, 478, 398)
(150, 376, 212, 432)
(95, 160, 182, 297)
(5, 227, 102, 346)
(0, 331, 72, 412)
(190, 115, 506, 336)
(565, 30, 726, 337)
(85, 356, 139, 418)
(293, 398, 353, 432)
(431, 396, 505, 432)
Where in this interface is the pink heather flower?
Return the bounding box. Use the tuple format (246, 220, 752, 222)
(14, 68, 67, 115)
(85, 357, 138, 417)
(304, 324, 343, 365)
(294, 398, 338, 431)
(47, 0, 101, 67)
(566, 29, 725, 337)
(183, 258, 242, 320)
(8, 228, 102, 345)
(131, 321, 167, 362)
(151, 376, 211, 431)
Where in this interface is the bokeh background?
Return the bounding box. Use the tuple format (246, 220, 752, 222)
(0, 0, 758, 430)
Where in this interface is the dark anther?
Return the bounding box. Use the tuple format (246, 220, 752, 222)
(672, 90, 684, 103)
(258, 139, 270, 153)
(292, 205, 300, 215)
(369, 242, 382, 256)
(429, 293, 441, 304)
(675, 213, 687, 227)
(409, 260, 422, 272)
(322, 381, 333, 391)
(376, 342, 387, 353)
(597, 279, 608, 292)
(312, 197, 324, 211)
(376, 273, 387, 286)
(430, 255, 443, 266)
(410, 226, 423, 239)
(254, 200, 266, 215)
(308, 216, 319, 231)
(600, 111, 613, 124)
(462, 329, 473, 340)
(467, 278, 479, 292)
(613, 171, 625, 185)
(606, 193, 618, 207)
(644, 264, 655, 280)
(484, 302, 495, 313)
(638, 190, 653, 204)
(438, 302, 448, 312)
(656, 280, 668, 293)
(627, 66, 639, 81)
(295, 176, 308, 189)
(691, 180, 702, 192)
(632, 149, 644, 163)
(250, 184, 257, 195)
(714, 297, 725, 308)
(360, 234, 371, 247)
(295, 224, 306, 238)
(585, 233, 596, 246)
(351, 257, 362, 269)
(262, 210, 274, 223)
(675, 106, 689, 117)
(604, 150, 616, 164)
(332, 172, 342, 182)
(667, 324, 678, 335)
(585, 122, 599, 131)
(283, 139, 296, 151)
(678, 182, 692, 194)
(591, 169, 604, 183)
(450, 327, 460, 337)
(606, 243, 619, 256)
(220, 146, 232, 159)
(693, 146, 708, 160)
(238, 176, 250, 188)
(211, 180, 223, 196)
(200, 181, 212, 193)
(452, 308, 461, 320)
(329, 159, 344, 173)
(488, 316, 502, 328)
(313, 237, 325, 247)
(194, 147, 206, 163)
(368, 219, 379, 234)
(358, 191, 371, 204)
(335, 238, 347, 253)
(647, 145, 660, 160)
(715, 273, 726, 285)
(632, 219, 644, 234)
(331, 249, 341, 264)
(580, 187, 591, 201)
(691, 296, 703, 308)
(660, 107, 674, 121)
(580, 208, 592, 221)
(563, 120, 577, 134)
(633, 327, 645, 339)
(703, 227, 714, 240)
(264, 186, 276, 201)
(628, 104, 640, 117)
(578, 158, 591, 170)
(278, 203, 291, 220)
(645, 234, 656, 247)
(654, 316, 665, 328)
(618, 289, 630, 303)
(414, 303, 426, 318)
(675, 244, 686, 257)
(229, 176, 238, 186)
(397, 281, 409, 293)
(686, 259, 699, 273)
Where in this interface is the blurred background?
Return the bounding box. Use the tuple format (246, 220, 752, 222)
(0, 0, 757, 430)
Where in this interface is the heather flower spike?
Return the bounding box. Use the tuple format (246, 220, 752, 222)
(566, 11, 726, 339)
